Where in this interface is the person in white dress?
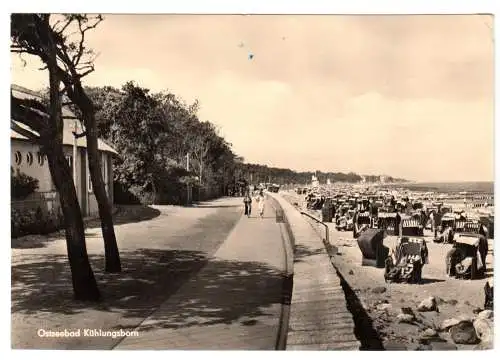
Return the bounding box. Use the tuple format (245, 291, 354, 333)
(256, 189, 266, 218)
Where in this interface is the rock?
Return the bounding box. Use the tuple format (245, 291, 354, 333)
(473, 318, 494, 342)
(415, 344, 433, 351)
(440, 318, 461, 331)
(430, 342, 458, 350)
(434, 296, 445, 305)
(348, 270, 354, 275)
(420, 328, 438, 339)
(401, 307, 416, 316)
(397, 313, 416, 324)
(417, 297, 438, 312)
(477, 310, 494, 320)
(445, 299, 458, 306)
(457, 314, 474, 322)
(372, 286, 387, 294)
(449, 320, 480, 345)
(473, 307, 483, 314)
(474, 341, 493, 350)
(377, 303, 392, 312)
(464, 300, 471, 306)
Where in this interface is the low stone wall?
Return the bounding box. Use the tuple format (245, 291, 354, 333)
(267, 191, 360, 350)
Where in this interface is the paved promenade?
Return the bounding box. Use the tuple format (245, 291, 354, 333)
(115, 198, 287, 350)
(268, 192, 360, 350)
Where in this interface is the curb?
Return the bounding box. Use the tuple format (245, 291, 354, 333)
(267, 191, 361, 350)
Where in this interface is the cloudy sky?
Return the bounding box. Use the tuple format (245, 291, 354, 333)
(11, 14, 494, 182)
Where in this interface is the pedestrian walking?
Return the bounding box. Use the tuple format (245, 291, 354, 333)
(256, 189, 266, 218)
(243, 191, 252, 217)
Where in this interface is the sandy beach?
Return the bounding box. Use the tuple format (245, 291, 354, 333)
(282, 190, 494, 350)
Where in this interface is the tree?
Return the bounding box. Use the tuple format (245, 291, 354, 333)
(11, 13, 122, 273)
(11, 14, 101, 300)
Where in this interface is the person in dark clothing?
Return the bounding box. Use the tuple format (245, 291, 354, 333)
(243, 191, 252, 217)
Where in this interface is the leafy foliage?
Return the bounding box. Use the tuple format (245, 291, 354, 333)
(85, 82, 408, 204)
(86, 83, 236, 204)
(11, 167, 39, 200)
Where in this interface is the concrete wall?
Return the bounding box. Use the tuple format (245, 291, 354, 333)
(11, 141, 53, 192)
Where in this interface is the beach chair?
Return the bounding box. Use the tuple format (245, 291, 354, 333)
(446, 233, 488, 280)
(400, 217, 424, 237)
(384, 237, 429, 283)
(357, 228, 389, 268)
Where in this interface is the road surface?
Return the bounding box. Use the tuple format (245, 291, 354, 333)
(11, 196, 288, 350)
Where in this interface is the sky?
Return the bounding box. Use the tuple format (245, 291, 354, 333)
(10, 14, 495, 182)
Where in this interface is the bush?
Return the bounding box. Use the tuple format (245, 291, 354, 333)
(11, 206, 64, 238)
(11, 167, 39, 200)
(113, 181, 141, 205)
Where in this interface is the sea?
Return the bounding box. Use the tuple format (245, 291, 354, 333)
(385, 181, 494, 195)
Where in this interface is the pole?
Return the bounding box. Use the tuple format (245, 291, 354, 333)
(73, 120, 77, 185)
(186, 153, 191, 205)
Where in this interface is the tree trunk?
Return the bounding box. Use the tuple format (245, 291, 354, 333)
(84, 109, 122, 273)
(66, 84, 121, 273)
(46, 42, 100, 300)
(46, 145, 101, 301)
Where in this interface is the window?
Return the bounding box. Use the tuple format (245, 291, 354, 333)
(37, 152, 45, 166)
(102, 154, 107, 183)
(66, 155, 73, 173)
(88, 174, 93, 193)
(26, 152, 34, 166)
(14, 151, 22, 165)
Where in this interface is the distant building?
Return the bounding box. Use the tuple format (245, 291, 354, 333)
(311, 175, 319, 188)
(11, 84, 118, 217)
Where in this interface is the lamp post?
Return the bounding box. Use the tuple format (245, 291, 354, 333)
(186, 153, 191, 205)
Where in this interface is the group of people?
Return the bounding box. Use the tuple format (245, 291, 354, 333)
(243, 188, 266, 218)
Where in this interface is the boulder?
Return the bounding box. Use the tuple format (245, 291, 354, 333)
(474, 341, 493, 350)
(417, 297, 438, 312)
(434, 296, 445, 305)
(377, 303, 392, 312)
(416, 344, 433, 351)
(401, 307, 415, 316)
(449, 320, 480, 345)
(420, 328, 438, 339)
(372, 286, 387, 294)
(477, 310, 494, 320)
(473, 318, 494, 343)
(397, 313, 416, 324)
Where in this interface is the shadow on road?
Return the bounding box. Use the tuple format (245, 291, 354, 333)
(87, 205, 162, 228)
(11, 205, 162, 250)
(11, 248, 283, 331)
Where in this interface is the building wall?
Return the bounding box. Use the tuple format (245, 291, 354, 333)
(11, 139, 114, 217)
(11, 140, 53, 192)
(83, 150, 114, 217)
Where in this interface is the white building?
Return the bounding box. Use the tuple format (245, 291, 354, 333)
(11, 84, 117, 217)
